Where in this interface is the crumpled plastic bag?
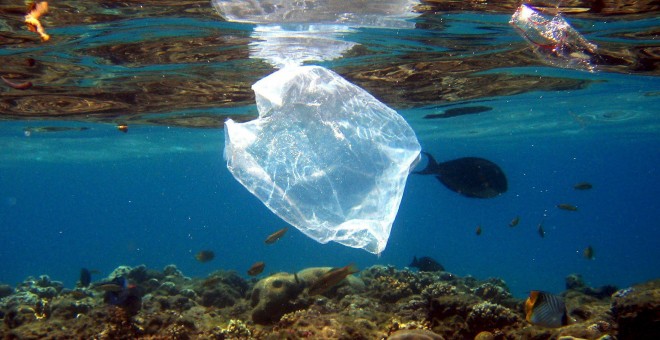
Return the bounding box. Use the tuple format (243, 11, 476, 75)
(510, 4, 598, 71)
(224, 65, 420, 254)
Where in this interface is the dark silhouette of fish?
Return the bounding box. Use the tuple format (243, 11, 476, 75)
(574, 182, 593, 190)
(265, 227, 288, 244)
(537, 219, 546, 238)
(247, 261, 266, 276)
(79, 268, 92, 288)
(101, 277, 142, 314)
(195, 250, 215, 263)
(583, 245, 595, 260)
(557, 203, 578, 211)
(509, 216, 520, 227)
(423, 105, 493, 119)
(525, 291, 568, 328)
(475, 225, 482, 235)
(409, 256, 445, 272)
(414, 152, 507, 198)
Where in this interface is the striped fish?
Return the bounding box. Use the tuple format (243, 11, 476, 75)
(525, 291, 568, 328)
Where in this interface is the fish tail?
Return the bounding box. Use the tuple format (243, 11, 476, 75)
(414, 152, 439, 174)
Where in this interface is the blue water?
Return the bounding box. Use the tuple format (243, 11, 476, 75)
(1, 7, 659, 298)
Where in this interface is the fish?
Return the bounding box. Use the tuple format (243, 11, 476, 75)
(1, 76, 32, 90)
(573, 182, 593, 190)
(195, 250, 215, 263)
(583, 245, 595, 260)
(414, 152, 507, 199)
(79, 268, 92, 288)
(537, 219, 545, 238)
(265, 227, 288, 244)
(557, 203, 578, 211)
(525, 291, 568, 328)
(509, 216, 520, 227)
(97, 277, 141, 311)
(116, 124, 128, 133)
(475, 225, 482, 236)
(423, 105, 493, 119)
(247, 261, 266, 276)
(307, 264, 359, 296)
(409, 256, 445, 272)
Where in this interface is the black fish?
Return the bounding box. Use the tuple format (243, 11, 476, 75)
(79, 268, 92, 288)
(423, 105, 493, 119)
(409, 256, 445, 272)
(414, 152, 507, 198)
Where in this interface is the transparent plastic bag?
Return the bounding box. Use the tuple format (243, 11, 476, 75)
(510, 4, 598, 71)
(224, 65, 421, 254)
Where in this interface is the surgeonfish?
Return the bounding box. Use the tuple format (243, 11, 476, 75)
(509, 216, 520, 227)
(475, 225, 482, 235)
(409, 256, 445, 272)
(525, 291, 569, 328)
(557, 203, 578, 211)
(574, 182, 593, 190)
(583, 245, 595, 260)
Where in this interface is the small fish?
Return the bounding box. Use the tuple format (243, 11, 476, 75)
(265, 227, 288, 244)
(24, 126, 89, 134)
(409, 256, 444, 272)
(475, 225, 482, 236)
(557, 203, 578, 211)
(537, 220, 545, 238)
(525, 291, 568, 328)
(574, 182, 593, 190)
(509, 216, 520, 227)
(308, 264, 359, 296)
(195, 250, 215, 263)
(92, 277, 127, 292)
(116, 124, 128, 133)
(583, 245, 595, 260)
(247, 261, 266, 276)
(1, 76, 32, 90)
(79, 268, 92, 288)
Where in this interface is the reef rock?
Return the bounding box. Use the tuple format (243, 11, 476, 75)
(388, 328, 445, 339)
(250, 272, 305, 324)
(610, 280, 660, 340)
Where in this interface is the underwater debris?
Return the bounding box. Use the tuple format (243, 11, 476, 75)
(116, 124, 129, 133)
(264, 227, 288, 244)
(24, 1, 50, 42)
(509, 4, 598, 71)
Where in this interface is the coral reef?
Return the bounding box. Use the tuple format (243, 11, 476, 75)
(0, 264, 654, 339)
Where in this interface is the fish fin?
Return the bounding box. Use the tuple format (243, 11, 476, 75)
(528, 291, 568, 328)
(412, 152, 439, 174)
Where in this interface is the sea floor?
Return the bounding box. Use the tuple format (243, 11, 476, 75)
(0, 264, 657, 339)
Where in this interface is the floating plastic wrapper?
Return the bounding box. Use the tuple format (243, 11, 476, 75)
(509, 4, 598, 71)
(224, 66, 421, 254)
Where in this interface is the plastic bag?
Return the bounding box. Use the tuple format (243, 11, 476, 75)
(510, 4, 598, 71)
(224, 65, 421, 254)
